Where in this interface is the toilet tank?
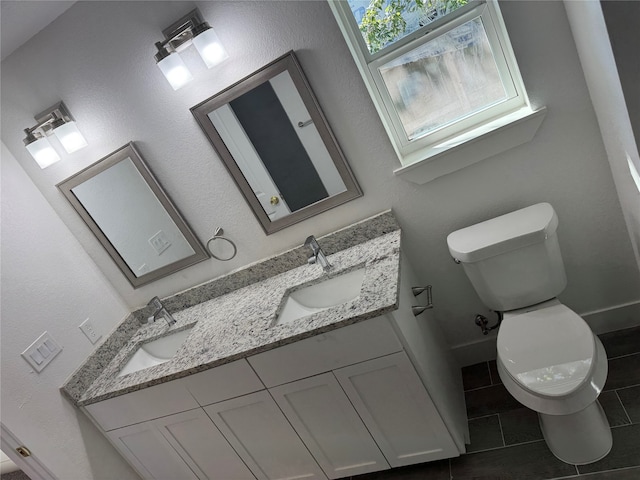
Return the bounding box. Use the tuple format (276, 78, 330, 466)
(446, 203, 567, 312)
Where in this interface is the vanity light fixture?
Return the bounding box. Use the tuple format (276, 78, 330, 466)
(154, 9, 228, 90)
(23, 102, 88, 168)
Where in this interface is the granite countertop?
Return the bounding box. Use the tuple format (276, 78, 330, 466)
(78, 230, 401, 406)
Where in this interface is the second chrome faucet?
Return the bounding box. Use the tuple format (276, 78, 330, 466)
(304, 235, 332, 272)
(146, 296, 176, 326)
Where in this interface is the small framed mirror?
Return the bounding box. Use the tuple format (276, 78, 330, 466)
(58, 142, 209, 288)
(191, 51, 362, 234)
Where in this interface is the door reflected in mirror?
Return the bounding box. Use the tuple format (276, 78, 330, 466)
(58, 143, 208, 288)
(192, 51, 361, 234)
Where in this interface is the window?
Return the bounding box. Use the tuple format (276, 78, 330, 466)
(330, 0, 544, 182)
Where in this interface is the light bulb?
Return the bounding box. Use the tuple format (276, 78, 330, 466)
(25, 136, 60, 169)
(53, 121, 88, 153)
(193, 28, 228, 68)
(157, 52, 194, 90)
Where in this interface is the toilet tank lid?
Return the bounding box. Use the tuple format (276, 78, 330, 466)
(446, 203, 559, 263)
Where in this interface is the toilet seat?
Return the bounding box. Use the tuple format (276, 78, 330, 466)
(496, 299, 607, 415)
(498, 300, 595, 396)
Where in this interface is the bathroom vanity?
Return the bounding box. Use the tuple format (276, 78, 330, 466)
(65, 217, 468, 480)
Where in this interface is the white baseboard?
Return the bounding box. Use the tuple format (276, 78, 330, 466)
(451, 335, 498, 368)
(580, 300, 640, 335)
(450, 300, 640, 367)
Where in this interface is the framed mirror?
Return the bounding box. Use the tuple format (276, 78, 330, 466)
(58, 142, 209, 288)
(191, 51, 362, 234)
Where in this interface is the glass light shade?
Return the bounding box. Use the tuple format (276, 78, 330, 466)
(26, 137, 61, 169)
(157, 53, 194, 90)
(192, 28, 228, 68)
(53, 121, 88, 153)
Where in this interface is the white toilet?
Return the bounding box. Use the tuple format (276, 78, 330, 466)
(446, 202, 612, 465)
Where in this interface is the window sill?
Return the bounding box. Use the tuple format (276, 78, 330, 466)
(393, 107, 547, 184)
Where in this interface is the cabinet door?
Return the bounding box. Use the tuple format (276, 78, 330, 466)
(106, 408, 255, 480)
(334, 352, 459, 467)
(204, 390, 327, 480)
(154, 408, 255, 480)
(106, 420, 199, 480)
(271, 373, 389, 479)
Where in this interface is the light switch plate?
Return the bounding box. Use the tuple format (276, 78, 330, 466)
(21, 332, 62, 372)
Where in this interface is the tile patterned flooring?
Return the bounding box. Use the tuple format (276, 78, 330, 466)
(353, 325, 640, 480)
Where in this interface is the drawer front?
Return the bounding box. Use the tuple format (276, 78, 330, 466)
(182, 359, 264, 406)
(85, 380, 198, 431)
(248, 315, 402, 387)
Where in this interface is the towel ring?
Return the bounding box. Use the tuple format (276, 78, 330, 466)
(206, 227, 237, 261)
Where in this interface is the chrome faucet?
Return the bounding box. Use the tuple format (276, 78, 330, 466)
(304, 235, 332, 271)
(146, 296, 176, 326)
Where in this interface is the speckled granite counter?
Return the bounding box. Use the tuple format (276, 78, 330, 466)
(62, 211, 403, 407)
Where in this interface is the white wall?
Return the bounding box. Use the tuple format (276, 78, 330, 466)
(1, 5, 640, 471)
(0, 142, 139, 479)
(564, 0, 640, 271)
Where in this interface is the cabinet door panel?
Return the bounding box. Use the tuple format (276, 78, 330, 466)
(271, 373, 389, 479)
(155, 409, 255, 480)
(204, 391, 326, 480)
(106, 422, 198, 480)
(334, 352, 458, 467)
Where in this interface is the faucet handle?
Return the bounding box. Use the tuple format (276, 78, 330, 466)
(148, 296, 163, 311)
(307, 256, 317, 265)
(305, 235, 319, 248)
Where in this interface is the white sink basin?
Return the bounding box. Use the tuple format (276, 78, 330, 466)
(118, 327, 193, 377)
(276, 267, 366, 325)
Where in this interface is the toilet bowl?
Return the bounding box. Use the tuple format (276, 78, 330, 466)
(446, 203, 612, 464)
(496, 299, 611, 464)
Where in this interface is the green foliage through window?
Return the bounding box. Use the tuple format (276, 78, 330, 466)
(359, 0, 469, 53)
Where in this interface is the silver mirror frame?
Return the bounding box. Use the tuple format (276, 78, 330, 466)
(191, 51, 362, 235)
(57, 142, 209, 288)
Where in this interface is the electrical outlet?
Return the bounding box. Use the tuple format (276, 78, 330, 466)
(79, 318, 101, 344)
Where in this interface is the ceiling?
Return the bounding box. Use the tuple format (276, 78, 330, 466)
(0, 0, 77, 61)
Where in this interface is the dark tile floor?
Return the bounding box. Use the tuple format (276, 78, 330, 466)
(0, 471, 31, 480)
(353, 325, 640, 480)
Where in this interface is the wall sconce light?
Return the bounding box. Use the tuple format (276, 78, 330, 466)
(23, 102, 88, 169)
(154, 9, 228, 90)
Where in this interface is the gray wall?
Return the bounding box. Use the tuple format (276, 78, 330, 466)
(1, 143, 139, 479)
(601, 0, 640, 151)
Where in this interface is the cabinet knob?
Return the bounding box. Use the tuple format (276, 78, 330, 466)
(270, 196, 280, 206)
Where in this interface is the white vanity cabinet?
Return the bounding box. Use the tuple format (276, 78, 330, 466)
(105, 408, 255, 480)
(83, 253, 468, 480)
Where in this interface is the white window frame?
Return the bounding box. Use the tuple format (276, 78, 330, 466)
(329, 0, 545, 183)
